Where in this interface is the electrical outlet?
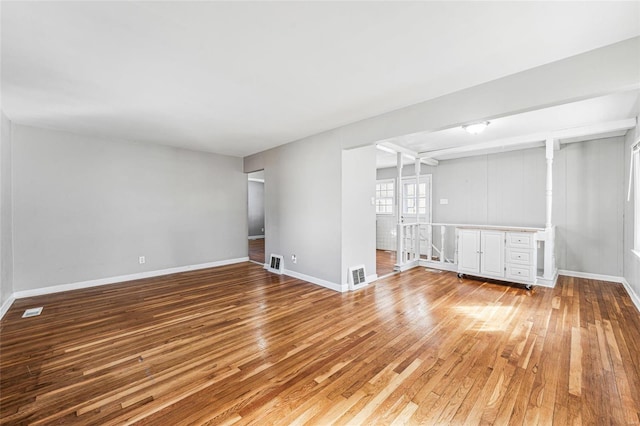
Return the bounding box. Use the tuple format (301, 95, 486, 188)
(139, 256, 145, 264)
(261, 227, 264, 232)
(291, 254, 297, 264)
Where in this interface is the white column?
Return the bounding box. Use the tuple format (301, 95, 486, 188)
(415, 158, 422, 259)
(545, 138, 554, 229)
(396, 152, 404, 266)
(543, 138, 555, 280)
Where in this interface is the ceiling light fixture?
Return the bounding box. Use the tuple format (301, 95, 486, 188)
(463, 121, 490, 135)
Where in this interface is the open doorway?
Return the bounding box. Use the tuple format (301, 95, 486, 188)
(247, 171, 265, 265)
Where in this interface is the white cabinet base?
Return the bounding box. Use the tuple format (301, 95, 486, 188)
(456, 227, 538, 290)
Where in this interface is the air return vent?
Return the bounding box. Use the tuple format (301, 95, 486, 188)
(348, 265, 368, 291)
(268, 254, 284, 275)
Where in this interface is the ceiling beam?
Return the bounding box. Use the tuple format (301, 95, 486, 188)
(378, 142, 439, 166)
(418, 118, 636, 161)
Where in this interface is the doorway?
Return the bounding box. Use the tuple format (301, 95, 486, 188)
(247, 171, 265, 264)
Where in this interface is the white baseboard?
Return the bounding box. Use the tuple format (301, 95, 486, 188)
(419, 260, 458, 272)
(558, 270, 625, 284)
(12, 257, 250, 299)
(0, 295, 16, 321)
(248, 235, 264, 240)
(621, 278, 640, 313)
(283, 269, 347, 293)
(366, 274, 378, 284)
(535, 270, 558, 288)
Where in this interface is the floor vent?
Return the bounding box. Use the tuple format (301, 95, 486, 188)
(22, 307, 43, 318)
(349, 265, 368, 291)
(268, 254, 284, 274)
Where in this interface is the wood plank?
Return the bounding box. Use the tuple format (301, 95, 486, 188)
(1, 265, 639, 424)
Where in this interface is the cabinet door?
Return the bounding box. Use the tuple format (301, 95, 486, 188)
(480, 231, 505, 278)
(458, 229, 480, 274)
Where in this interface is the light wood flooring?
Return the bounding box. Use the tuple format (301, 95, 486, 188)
(1, 263, 640, 424)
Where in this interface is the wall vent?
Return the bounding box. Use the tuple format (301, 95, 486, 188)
(348, 265, 368, 291)
(22, 307, 43, 318)
(268, 254, 284, 275)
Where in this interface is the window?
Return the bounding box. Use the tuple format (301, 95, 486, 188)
(375, 180, 394, 215)
(402, 176, 432, 221)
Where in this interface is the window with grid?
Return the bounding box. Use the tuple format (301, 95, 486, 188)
(402, 176, 432, 221)
(375, 180, 394, 215)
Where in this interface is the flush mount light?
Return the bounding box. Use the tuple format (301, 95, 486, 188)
(463, 121, 490, 135)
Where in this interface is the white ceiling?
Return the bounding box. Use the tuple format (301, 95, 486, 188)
(376, 90, 640, 168)
(2, 2, 640, 157)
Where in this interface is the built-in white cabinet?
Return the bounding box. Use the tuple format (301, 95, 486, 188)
(457, 227, 537, 289)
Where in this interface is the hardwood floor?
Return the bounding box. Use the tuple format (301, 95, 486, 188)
(376, 249, 397, 277)
(248, 238, 265, 264)
(1, 263, 640, 425)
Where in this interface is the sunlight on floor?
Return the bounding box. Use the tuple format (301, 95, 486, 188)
(455, 305, 515, 332)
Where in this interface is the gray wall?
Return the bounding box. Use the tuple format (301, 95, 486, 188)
(554, 138, 624, 276)
(342, 145, 376, 282)
(377, 139, 625, 276)
(248, 180, 265, 237)
(624, 123, 640, 302)
(1, 112, 13, 306)
(433, 149, 546, 226)
(12, 124, 248, 291)
(259, 131, 343, 285)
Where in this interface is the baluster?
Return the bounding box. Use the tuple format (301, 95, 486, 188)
(440, 225, 446, 264)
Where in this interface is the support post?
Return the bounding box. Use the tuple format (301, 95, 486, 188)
(396, 152, 404, 267)
(543, 138, 555, 281)
(545, 138, 553, 229)
(415, 158, 422, 258)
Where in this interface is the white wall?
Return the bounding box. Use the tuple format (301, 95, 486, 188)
(624, 122, 640, 306)
(342, 145, 376, 284)
(1, 112, 14, 308)
(11, 125, 248, 292)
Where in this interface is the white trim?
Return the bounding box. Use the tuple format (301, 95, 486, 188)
(558, 269, 625, 283)
(248, 178, 264, 183)
(419, 259, 457, 272)
(12, 257, 249, 299)
(366, 274, 378, 284)
(248, 235, 265, 240)
(621, 278, 640, 314)
(283, 269, 347, 293)
(395, 259, 420, 272)
(0, 295, 16, 320)
(535, 273, 558, 288)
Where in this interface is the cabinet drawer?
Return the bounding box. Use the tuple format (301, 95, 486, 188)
(507, 232, 533, 249)
(506, 248, 533, 265)
(505, 264, 535, 283)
